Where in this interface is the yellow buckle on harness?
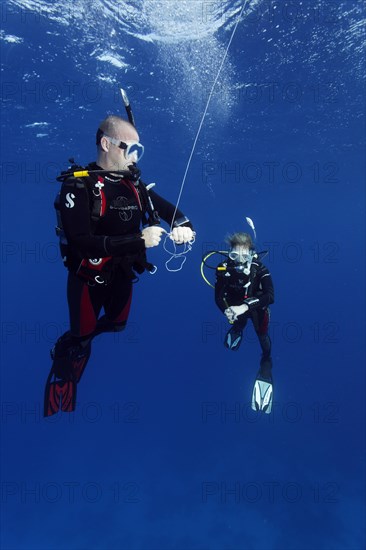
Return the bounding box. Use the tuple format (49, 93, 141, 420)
(73, 170, 89, 178)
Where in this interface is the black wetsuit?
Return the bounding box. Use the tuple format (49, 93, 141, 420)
(60, 163, 190, 337)
(215, 256, 274, 376)
(44, 163, 191, 415)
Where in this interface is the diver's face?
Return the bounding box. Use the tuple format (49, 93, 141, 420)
(229, 245, 252, 275)
(104, 124, 140, 172)
(229, 245, 250, 263)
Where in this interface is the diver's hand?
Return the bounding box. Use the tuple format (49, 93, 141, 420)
(170, 227, 195, 244)
(225, 304, 249, 322)
(141, 226, 166, 248)
(225, 308, 236, 323)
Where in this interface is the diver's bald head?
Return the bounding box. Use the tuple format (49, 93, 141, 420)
(96, 115, 141, 172)
(96, 115, 138, 145)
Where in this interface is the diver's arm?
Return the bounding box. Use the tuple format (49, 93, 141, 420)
(148, 190, 194, 229)
(244, 269, 274, 311)
(226, 267, 274, 319)
(105, 234, 145, 255)
(60, 182, 145, 258)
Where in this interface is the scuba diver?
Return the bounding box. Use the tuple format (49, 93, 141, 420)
(44, 111, 194, 416)
(212, 232, 274, 413)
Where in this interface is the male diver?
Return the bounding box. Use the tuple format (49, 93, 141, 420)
(44, 114, 194, 416)
(214, 232, 274, 413)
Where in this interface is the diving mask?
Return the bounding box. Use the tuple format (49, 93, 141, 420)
(103, 135, 145, 163)
(228, 250, 253, 275)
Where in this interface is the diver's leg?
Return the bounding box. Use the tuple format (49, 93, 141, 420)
(50, 331, 92, 382)
(251, 309, 274, 413)
(224, 316, 248, 351)
(95, 277, 133, 335)
(62, 271, 105, 379)
(44, 273, 103, 416)
(44, 332, 93, 417)
(67, 271, 104, 338)
(256, 308, 272, 381)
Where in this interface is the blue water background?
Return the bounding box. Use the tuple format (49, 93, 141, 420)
(1, 1, 365, 549)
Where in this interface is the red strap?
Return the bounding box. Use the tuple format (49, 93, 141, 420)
(97, 176, 107, 216)
(119, 179, 143, 211)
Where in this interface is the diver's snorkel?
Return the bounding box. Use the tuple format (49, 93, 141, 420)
(120, 86, 160, 227)
(119, 89, 147, 182)
(120, 88, 135, 127)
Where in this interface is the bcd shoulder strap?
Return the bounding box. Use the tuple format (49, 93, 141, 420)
(135, 179, 160, 226)
(64, 165, 104, 225)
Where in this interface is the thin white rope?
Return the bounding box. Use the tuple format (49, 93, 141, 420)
(170, 0, 251, 232)
(163, 233, 196, 272)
